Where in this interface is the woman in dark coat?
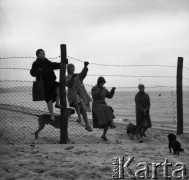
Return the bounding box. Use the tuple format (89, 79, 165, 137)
(91, 77, 116, 141)
(135, 83, 152, 136)
(30, 49, 61, 121)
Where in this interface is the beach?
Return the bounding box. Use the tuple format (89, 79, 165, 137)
(0, 84, 189, 179)
(0, 102, 189, 179)
(0, 133, 189, 179)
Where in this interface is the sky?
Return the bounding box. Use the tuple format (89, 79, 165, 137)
(0, 0, 189, 87)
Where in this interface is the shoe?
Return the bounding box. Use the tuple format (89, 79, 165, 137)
(110, 122, 116, 129)
(35, 132, 38, 140)
(55, 104, 63, 109)
(101, 135, 108, 141)
(85, 126, 93, 132)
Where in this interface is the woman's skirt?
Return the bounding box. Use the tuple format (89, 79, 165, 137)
(44, 81, 59, 103)
(92, 101, 115, 128)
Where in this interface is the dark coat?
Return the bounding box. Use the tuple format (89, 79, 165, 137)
(91, 86, 115, 128)
(135, 91, 152, 128)
(30, 58, 60, 81)
(30, 58, 61, 102)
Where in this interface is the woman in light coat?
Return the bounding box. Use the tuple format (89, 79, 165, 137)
(66, 62, 92, 132)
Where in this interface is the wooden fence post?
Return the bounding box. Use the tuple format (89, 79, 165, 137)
(176, 57, 183, 135)
(59, 44, 68, 143)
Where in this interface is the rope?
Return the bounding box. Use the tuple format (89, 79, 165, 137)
(0, 68, 177, 78)
(0, 56, 60, 60)
(1, 56, 187, 69)
(0, 80, 178, 89)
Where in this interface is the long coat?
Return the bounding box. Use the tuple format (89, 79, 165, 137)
(135, 91, 152, 128)
(66, 66, 91, 111)
(30, 58, 60, 102)
(91, 86, 115, 128)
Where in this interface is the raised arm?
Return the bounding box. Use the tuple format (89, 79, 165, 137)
(106, 87, 116, 99)
(79, 61, 89, 81)
(79, 66, 88, 81)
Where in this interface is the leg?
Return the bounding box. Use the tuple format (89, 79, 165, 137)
(138, 127, 143, 138)
(55, 87, 62, 109)
(55, 86, 60, 105)
(169, 143, 172, 153)
(142, 127, 147, 137)
(47, 100, 55, 121)
(80, 108, 93, 132)
(75, 104, 82, 123)
(35, 120, 45, 140)
(101, 124, 109, 141)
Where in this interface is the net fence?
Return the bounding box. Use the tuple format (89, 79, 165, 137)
(0, 56, 189, 144)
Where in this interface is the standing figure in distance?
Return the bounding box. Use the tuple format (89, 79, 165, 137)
(135, 83, 152, 137)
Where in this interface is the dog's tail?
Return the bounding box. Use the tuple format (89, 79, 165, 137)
(35, 114, 40, 118)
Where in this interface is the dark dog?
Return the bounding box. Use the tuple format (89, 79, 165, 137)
(35, 108, 75, 139)
(167, 133, 184, 155)
(126, 122, 143, 140)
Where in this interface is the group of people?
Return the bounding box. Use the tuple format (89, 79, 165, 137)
(30, 49, 151, 141)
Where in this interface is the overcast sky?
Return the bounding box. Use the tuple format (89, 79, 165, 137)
(0, 0, 189, 87)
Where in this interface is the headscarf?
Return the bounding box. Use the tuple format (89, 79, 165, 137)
(138, 83, 145, 89)
(36, 49, 44, 57)
(97, 76, 106, 85)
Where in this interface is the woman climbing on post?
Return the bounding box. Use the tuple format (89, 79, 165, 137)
(30, 49, 62, 121)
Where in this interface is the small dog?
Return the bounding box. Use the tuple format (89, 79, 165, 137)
(167, 133, 184, 155)
(35, 108, 75, 140)
(126, 122, 143, 140)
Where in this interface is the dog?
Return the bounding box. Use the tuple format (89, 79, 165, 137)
(35, 108, 75, 140)
(167, 133, 184, 155)
(126, 122, 143, 140)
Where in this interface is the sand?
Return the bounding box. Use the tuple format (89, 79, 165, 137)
(0, 106, 189, 179)
(0, 137, 189, 179)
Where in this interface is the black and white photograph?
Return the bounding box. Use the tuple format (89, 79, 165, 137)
(0, 0, 189, 179)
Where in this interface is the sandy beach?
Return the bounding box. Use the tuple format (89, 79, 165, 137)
(0, 136, 189, 180)
(0, 104, 189, 180)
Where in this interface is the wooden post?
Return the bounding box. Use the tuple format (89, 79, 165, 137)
(176, 57, 183, 135)
(59, 44, 68, 143)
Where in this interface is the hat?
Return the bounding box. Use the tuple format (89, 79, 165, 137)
(97, 76, 106, 85)
(36, 49, 44, 57)
(138, 83, 145, 89)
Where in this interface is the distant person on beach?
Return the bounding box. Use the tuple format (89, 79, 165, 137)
(30, 49, 62, 121)
(66, 62, 93, 132)
(135, 83, 152, 137)
(91, 77, 116, 141)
